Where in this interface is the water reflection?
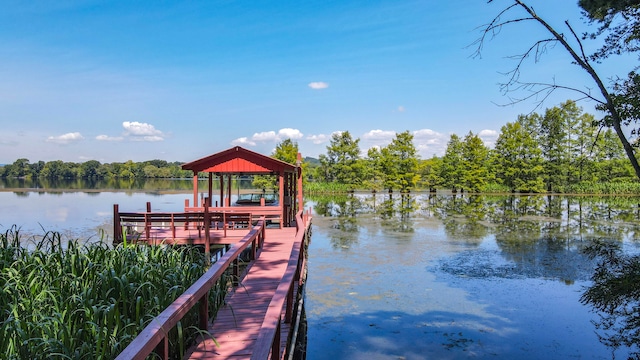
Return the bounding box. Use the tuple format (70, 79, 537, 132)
(306, 192, 639, 359)
(308, 192, 640, 282)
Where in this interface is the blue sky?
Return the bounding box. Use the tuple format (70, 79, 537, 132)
(0, 1, 633, 163)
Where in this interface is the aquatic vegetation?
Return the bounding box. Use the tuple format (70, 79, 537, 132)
(0, 227, 228, 359)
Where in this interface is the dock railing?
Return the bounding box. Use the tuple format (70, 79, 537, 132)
(113, 203, 254, 245)
(251, 209, 312, 360)
(114, 220, 267, 360)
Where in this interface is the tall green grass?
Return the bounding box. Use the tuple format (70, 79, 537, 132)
(0, 227, 228, 360)
(562, 181, 640, 194)
(305, 181, 354, 194)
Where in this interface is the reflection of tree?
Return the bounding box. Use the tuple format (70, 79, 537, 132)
(375, 193, 417, 233)
(581, 240, 640, 358)
(1, 178, 208, 192)
(435, 195, 489, 242)
(309, 192, 640, 262)
(307, 194, 365, 250)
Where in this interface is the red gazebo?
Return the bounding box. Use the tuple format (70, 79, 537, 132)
(181, 146, 303, 227)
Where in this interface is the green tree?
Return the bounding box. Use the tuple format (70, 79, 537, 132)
(380, 131, 420, 192)
(539, 104, 572, 191)
(7, 158, 30, 178)
(493, 119, 545, 192)
(253, 138, 302, 190)
(81, 160, 101, 179)
(419, 156, 443, 191)
(460, 132, 491, 192)
(579, 0, 640, 61)
(571, 111, 599, 183)
(440, 134, 464, 191)
(594, 128, 635, 181)
(272, 138, 298, 164)
(318, 131, 363, 187)
(362, 147, 384, 191)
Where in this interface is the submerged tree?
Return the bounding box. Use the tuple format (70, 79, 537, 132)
(476, 0, 640, 179)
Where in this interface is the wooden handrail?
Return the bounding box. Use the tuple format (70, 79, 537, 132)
(251, 210, 310, 360)
(114, 219, 267, 360)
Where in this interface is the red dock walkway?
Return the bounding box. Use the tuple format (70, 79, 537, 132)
(186, 227, 298, 359)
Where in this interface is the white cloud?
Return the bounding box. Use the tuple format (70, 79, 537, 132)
(414, 129, 447, 157)
(252, 131, 278, 142)
(308, 81, 329, 90)
(398, 106, 405, 112)
(122, 121, 165, 141)
(96, 134, 124, 141)
(46, 132, 84, 144)
(243, 128, 304, 145)
(278, 128, 303, 139)
(413, 129, 445, 146)
(362, 129, 396, 140)
(307, 134, 329, 144)
(478, 129, 499, 148)
(231, 137, 257, 147)
(479, 129, 498, 137)
(130, 136, 164, 142)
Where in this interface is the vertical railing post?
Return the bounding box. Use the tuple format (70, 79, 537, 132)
(285, 282, 293, 323)
(251, 237, 256, 260)
(113, 204, 120, 243)
(153, 336, 169, 360)
(204, 198, 211, 266)
(233, 256, 239, 287)
(199, 293, 209, 331)
(271, 319, 281, 360)
(144, 213, 150, 241)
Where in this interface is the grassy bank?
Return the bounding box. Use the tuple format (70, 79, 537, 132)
(0, 228, 228, 359)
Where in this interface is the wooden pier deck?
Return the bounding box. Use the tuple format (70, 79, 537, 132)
(186, 227, 298, 359)
(114, 209, 311, 360)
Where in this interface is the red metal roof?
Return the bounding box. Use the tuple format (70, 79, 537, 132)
(181, 146, 297, 174)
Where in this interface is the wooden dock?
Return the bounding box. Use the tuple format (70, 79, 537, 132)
(114, 209, 311, 360)
(113, 146, 310, 359)
(186, 226, 299, 359)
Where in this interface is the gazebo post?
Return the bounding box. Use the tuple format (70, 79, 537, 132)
(219, 174, 224, 208)
(279, 173, 285, 227)
(226, 174, 232, 206)
(192, 173, 199, 208)
(208, 173, 213, 208)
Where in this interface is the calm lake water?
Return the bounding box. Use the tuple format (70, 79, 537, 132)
(1, 184, 638, 359)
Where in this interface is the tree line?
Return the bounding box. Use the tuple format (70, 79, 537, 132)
(2, 101, 637, 193)
(0, 159, 192, 180)
(310, 100, 637, 193)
